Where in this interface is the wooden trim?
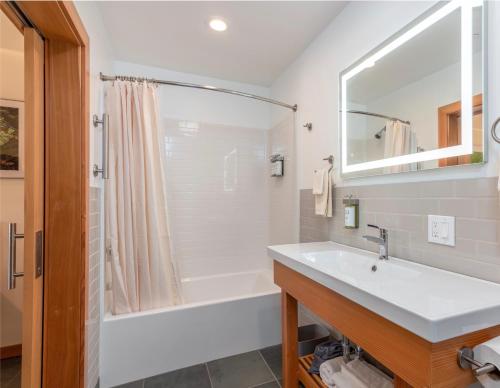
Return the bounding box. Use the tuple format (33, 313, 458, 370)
(274, 261, 500, 387)
(17, 2, 89, 388)
(438, 94, 483, 167)
(22, 27, 45, 388)
(0, 2, 24, 33)
(16, 1, 88, 45)
(0, 344, 22, 360)
(282, 291, 299, 388)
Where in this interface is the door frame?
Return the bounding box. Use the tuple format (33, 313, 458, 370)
(9, 2, 89, 387)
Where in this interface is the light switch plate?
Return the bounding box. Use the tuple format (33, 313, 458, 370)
(428, 215, 455, 246)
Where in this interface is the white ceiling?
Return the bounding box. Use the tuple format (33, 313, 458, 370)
(98, 1, 347, 86)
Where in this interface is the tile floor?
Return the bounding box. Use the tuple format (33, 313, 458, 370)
(114, 345, 283, 388)
(0, 357, 21, 388)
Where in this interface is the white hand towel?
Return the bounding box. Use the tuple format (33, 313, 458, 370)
(319, 357, 346, 387)
(314, 169, 333, 217)
(345, 359, 393, 388)
(313, 169, 325, 195)
(332, 366, 367, 388)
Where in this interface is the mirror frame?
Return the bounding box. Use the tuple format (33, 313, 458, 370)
(340, 0, 488, 177)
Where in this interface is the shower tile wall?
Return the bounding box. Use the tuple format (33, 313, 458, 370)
(300, 177, 500, 283)
(86, 187, 101, 388)
(164, 118, 269, 278)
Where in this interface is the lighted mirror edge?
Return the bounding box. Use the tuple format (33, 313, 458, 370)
(340, 0, 481, 174)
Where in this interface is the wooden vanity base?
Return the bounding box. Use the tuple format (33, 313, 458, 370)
(274, 261, 500, 388)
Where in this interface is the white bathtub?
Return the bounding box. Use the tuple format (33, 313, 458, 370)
(101, 270, 282, 387)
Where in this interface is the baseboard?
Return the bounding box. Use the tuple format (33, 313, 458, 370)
(0, 344, 22, 359)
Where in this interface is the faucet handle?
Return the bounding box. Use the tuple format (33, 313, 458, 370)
(367, 224, 387, 238)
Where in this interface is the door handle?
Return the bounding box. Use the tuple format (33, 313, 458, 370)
(8, 223, 24, 290)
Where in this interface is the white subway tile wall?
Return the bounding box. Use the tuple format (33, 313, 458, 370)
(300, 177, 500, 283)
(86, 187, 100, 388)
(164, 118, 270, 278)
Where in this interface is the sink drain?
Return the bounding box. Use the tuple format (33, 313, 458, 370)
(371, 265, 377, 272)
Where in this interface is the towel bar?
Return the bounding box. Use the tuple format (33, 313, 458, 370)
(457, 347, 499, 377)
(492, 117, 500, 144)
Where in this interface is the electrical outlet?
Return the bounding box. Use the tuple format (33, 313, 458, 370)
(428, 215, 455, 246)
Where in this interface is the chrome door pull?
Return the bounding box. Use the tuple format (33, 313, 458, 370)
(8, 223, 24, 289)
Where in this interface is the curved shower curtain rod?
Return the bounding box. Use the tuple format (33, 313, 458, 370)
(99, 73, 298, 112)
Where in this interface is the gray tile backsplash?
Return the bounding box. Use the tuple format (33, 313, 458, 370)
(300, 177, 500, 283)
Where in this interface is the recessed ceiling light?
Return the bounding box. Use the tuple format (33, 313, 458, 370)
(209, 19, 227, 32)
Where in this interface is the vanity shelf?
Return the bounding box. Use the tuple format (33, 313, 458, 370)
(298, 354, 326, 388)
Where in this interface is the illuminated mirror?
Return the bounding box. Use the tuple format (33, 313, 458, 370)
(340, 0, 486, 177)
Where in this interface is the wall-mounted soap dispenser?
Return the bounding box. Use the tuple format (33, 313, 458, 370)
(343, 195, 359, 229)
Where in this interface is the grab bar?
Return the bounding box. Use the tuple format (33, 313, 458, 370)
(93, 113, 109, 179)
(8, 223, 24, 290)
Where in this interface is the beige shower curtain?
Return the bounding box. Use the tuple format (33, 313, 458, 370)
(105, 80, 181, 315)
(383, 120, 417, 174)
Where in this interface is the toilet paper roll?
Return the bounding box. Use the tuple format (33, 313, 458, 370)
(474, 336, 500, 388)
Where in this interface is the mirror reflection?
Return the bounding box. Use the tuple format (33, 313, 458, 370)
(342, 3, 484, 177)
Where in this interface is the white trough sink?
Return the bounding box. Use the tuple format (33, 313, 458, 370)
(268, 241, 500, 343)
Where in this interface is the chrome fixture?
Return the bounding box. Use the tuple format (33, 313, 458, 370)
(458, 347, 499, 377)
(303, 122, 312, 131)
(346, 110, 410, 125)
(99, 73, 297, 112)
(323, 155, 334, 165)
(93, 113, 109, 179)
(492, 117, 500, 144)
(363, 224, 389, 260)
(8, 223, 24, 289)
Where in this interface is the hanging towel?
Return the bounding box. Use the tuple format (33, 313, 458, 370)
(319, 357, 346, 387)
(313, 169, 326, 194)
(345, 359, 393, 388)
(314, 169, 333, 217)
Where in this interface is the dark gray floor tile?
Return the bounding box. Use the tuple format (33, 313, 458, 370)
(252, 382, 280, 388)
(0, 357, 21, 385)
(144, 364, 211, 388)
(112, 380, 143, 388)
(207, 351, 274, 388)
(259, 345, 282, 380)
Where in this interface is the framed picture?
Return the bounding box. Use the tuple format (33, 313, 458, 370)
(0, 99, 24, 178)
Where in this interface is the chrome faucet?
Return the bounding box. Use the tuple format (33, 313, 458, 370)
(362, 224, 388, 260)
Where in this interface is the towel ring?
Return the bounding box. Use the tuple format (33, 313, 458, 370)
(492, 117, 500, 144)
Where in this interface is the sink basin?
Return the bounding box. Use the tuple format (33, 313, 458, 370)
(268, 241, 500, 342)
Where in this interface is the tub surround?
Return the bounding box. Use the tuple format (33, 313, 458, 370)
(300, 177, 500, 283)
(270, 243, 500, 387)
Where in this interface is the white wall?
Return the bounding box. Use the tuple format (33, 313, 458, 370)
(0, 33, 24, 348)
(271, 1, 500, 189)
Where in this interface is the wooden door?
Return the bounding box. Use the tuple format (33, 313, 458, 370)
(21, 27, 44, 388)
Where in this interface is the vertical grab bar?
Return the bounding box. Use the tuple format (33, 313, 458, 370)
(93, 113, 109, 179)
(8, 223, 24, 290)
